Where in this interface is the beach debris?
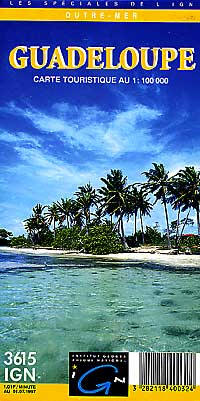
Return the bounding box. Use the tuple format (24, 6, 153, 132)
(185, 248, 192, 255)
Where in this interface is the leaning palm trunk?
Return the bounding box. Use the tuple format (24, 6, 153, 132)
(120, 217, 125, 242)
(114, 213, 128, 248)
(32, 230, 37, 245)
(113, 216, 120, 232)
(177, 208, 191, 249)
(53, 218, 56, 239)
(175, 206, 181, 248)
(140, 210, 145, 244)
(163, 194, 171, 249)
(120, 216, 128, 249)
(134, 211, 138, 243)
(85, 217, 89, 234)
(37, 230, 40, 245)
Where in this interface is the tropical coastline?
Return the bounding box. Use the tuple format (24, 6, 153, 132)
(2, 165, 200, 259)
(1, 246, 200, 267)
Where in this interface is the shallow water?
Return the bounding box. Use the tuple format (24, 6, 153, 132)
(0, 250, 200, 383)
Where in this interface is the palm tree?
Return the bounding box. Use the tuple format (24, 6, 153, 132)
(75, 183, 99, 227)
(168, 177, 187, 247)
(137, 189, 153, 244)
(143, 163, 171, 249)
(32, 203, 46, 219)
(175, 166, 200, 235)
(91, 207, 106, 226)
(44, 203, 59, 238)
(99, 169, 130, 246)
(55, 198, 74, 228)
(24, 203, 47, 244)
(24, 217, 37, 244)
(131, 187, 140, 238)
(70, 200, 84, 228)
(122, 186, 139, 239)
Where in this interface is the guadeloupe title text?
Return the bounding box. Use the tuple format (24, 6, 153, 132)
(9, 46, 196, 70)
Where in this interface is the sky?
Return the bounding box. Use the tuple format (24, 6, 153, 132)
(0, 21, 200, 235)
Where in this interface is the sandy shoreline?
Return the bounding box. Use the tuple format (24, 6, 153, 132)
(1, 246, 200, 267)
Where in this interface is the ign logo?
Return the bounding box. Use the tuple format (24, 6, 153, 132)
(69, 352, 129, 397)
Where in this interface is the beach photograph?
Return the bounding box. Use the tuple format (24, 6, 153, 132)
(1, 20, 200, 383)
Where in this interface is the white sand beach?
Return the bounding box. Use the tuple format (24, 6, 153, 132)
(1, 246, 200, 267)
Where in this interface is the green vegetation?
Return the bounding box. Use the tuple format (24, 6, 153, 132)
(10, 235, 30, 248)
(81, 224, 123, 255)
(52, 224, 123, 255)
(143, 163, 172, 249)
(126, 226, 163, 248)
(53, 226, 82, 251)
(0, 228, 13, 246)
(179, 235, 200, 254)
(4, 164, 200, 255)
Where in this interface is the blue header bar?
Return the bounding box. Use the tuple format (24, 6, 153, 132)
(0, 0, 198, 9)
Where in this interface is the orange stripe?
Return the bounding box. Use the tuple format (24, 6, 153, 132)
(0, 384, 200, 401)
(0, 8, 200, 22)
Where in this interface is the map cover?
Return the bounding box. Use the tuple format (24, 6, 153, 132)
(0, 1, 200, 400)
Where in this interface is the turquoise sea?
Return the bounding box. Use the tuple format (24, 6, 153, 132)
(0, 250, 200, 383)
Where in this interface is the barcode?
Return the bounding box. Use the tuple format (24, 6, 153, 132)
(139, 352, 196, 385)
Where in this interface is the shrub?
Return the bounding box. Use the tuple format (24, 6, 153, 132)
(126, 226, 163, 247)
(53, 226, 82, 250)
(10, 235, 30, 248)
(40, 230, 54, 247)
(126, 235, 139, 247)
(81, 224, 123, 255)
(145, 226, 163, 245)
(0, 228, 13, 246)
(190, 247, 200, 255)
(53, 224, 123, 254)
(179, 235, 200, 248)
(178, 235, 200, 254)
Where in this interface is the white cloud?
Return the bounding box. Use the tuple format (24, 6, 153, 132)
(0, 146, 101, 235)
(1, 101, 162, 157)
(0, 130, 40, 147)
(13, 146, 97, 184)
(160, 150, 200, 178)
(2, 100, 199, 236)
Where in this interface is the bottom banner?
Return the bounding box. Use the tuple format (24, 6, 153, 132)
(0, 384, 200, 401)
